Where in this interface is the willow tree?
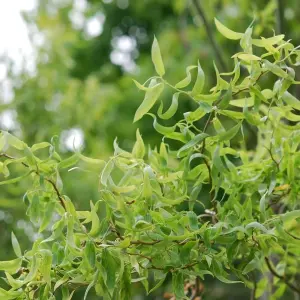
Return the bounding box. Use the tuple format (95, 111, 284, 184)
(0, 19, 300, 299)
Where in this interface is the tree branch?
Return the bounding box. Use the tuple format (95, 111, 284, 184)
(276, 0, 285, 34)
(264, 257, 300, 294)
(0, 153, 66, 211)
(191, 0, 227, 72)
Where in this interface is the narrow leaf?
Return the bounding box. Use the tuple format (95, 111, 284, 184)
(134, 80, 164, 122)
(151, 37, 165, 76)
(11, 232, 22, 257)
(214, 18, 243, 40)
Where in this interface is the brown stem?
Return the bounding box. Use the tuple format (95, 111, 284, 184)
(264, 257, 300, 294)
(130, 239, 161, 245)
(1, 153, 66, 211)
(126, 251, 152, 262)
(284, 230, 300, 240)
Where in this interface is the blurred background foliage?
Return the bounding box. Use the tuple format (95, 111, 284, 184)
(0, 0, 299, 298)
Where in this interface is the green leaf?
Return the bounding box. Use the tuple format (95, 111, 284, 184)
(219, 110, 244, 120)
(245, 222, 268, 233)
(0, 288, 22, 300)
(172, 272, 185, 299)
(252, 35, 284, 47)
(39, 201, 56, 233)
(132, 129, 145, 158)
(263, 60, 289, 79)
(0, 134, 5, 151)
(132, 79, 152, 91)
(158, 92, 179, 120)
(0, 258, 22, 274)
(282, 91, 300, 110)
(218, 85, 232, 109)
(217, 121, 242, 142)
(230, 97, 254, 107)
(0, 170, 31, 186)
(100, 159, 114, 186)
(84, 270, 99, 300)
(281, 210, 300, 223)
(102, 249, 119, 293)
(175, 65, 197, 88)
(184, 107, 206, 123)
(5, 132, 26, 150)
(233, 53, 261, 61)
(120, 264, 132, 299)
(192, 61, 205, 96)
(148, 274, 167, 294)
(77, 153, 105, 167)
(5, 272, 23, 289)
(212, 260, 241, 284)
(143, 166, 152, 198)
(151, 36, 165, 76)
(187, 211, 198, 230)
(214, 18, 243, 40)
(31, 142, 51, 152)
(243, 107, 262, 126)
(54, 276, 69, 291)
(242, 256, 260, 274)
(89, 201, 101, 237)
(24, 254, 39, 283)
(177, 133, 208, 157)
(84, 240, 96, 268)
(134, 80, 164, 122)
(39, 249, 52, 285)
(152, 115, 176, 135)
(11, 232, 22, 257)
(58, 154, 79, 169)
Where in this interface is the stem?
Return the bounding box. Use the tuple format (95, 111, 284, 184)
(191, 0, 227, 72)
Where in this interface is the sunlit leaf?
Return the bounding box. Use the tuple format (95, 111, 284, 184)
(214, 18, 243, 40)
(134, 80, 164, 122)
(151, 36, 165, 76)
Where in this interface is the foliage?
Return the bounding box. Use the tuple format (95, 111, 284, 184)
(1, 17, 300, 300)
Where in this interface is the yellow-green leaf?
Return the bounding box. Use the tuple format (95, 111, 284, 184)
(0, 258, 22, 274)
(151, 37, 165, 76)
(132, 129, 145, 159)
(214, 18, 243, 40)
(192, 61, 205, 96)
(134, 80, 164, 122)
(11, 232, 22, 257)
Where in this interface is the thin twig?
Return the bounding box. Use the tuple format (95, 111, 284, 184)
(0, 153, 66, 210)
(264, 146, 280, 171)
(126, 251, 152, 262)
(130, 239, 161, 245)
(264, 257, 300, 294)
(284, 230, 300, 240)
